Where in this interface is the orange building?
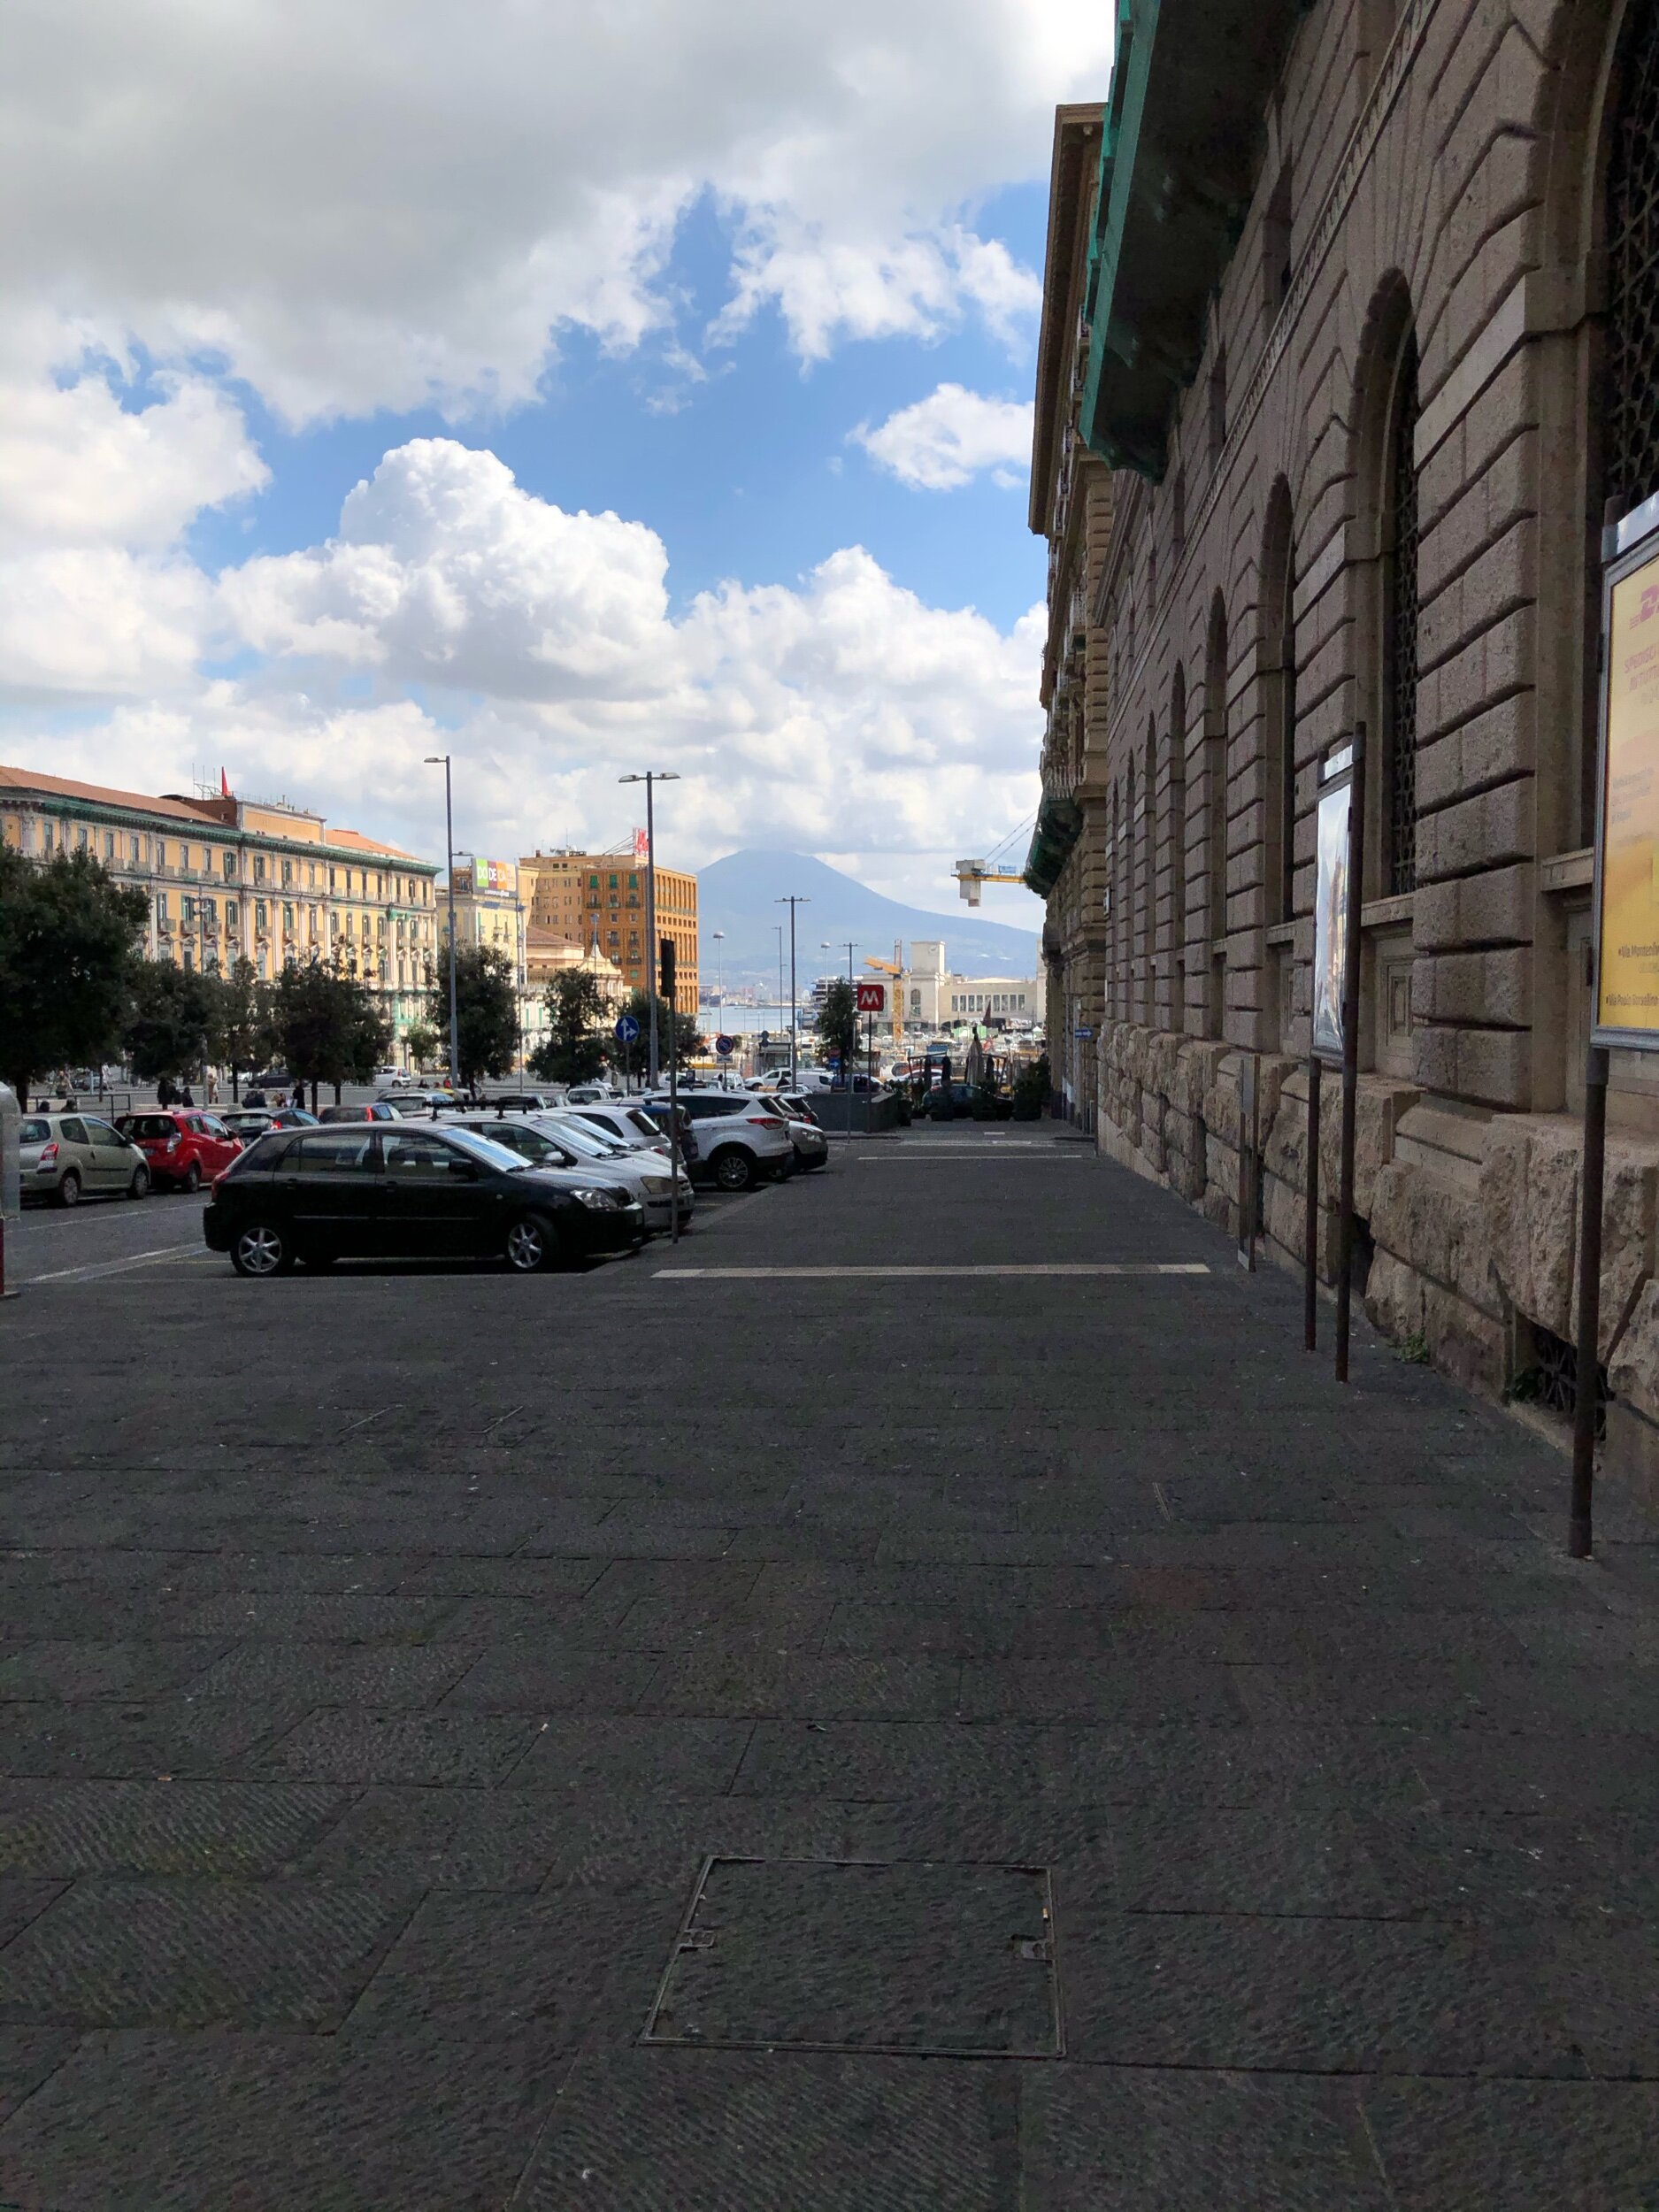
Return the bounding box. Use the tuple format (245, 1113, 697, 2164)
(521, 848, 697, 1015)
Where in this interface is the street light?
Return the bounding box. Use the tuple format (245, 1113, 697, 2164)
(776, 895, 809, 1087)
(618, 771, 680, 1087)
(424, 756, 460, 1090)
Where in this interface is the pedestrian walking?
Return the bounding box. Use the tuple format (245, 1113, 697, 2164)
(206, 1071, 219, 1105)
(291, 1081, 305, 1110)
(180, 1084, 195, 1108)
(157, 1075, 177, 1109)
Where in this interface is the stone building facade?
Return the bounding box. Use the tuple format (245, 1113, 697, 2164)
(1031, 0, 1659, 1495)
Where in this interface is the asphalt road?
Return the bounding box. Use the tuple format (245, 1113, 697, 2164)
(1, 1125, 1656, 2208)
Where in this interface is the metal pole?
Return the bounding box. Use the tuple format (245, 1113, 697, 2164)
(443, 757, 459, 1092)
(789, 902, 798, 1086)
(1571, 1044, 1609, 1557)
(644, 774, 659, 1089)
(664, 936, 681, 1248)
(1334, 725, 1367, 1386)
(1303, 1054, 1321, 1351)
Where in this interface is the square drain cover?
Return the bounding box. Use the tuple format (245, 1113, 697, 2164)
(643, 1856, 1061, 2057)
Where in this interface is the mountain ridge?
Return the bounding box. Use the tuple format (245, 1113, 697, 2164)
(694, 848, 1039, 986)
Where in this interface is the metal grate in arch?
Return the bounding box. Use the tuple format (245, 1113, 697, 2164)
(1386, 342, 1420, 897)
(1609, 0, 1659, 508)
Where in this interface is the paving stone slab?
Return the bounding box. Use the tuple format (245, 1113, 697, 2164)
(259, 1710, 538, 1786)
(0, 1877, 411, 2031)
(1360, 2078, 1659, 2210)
(0, 1699, 300, 1780)
(733, 1719, 1047, 1801)
(642, 1650, 961, 1719)
(506, 1715, 754, 1795)
(0, 2024, 74, 2126)
(516, 2046, 1010, 2209)
(0, 1780, 348, 1878)
(181, 1639, 480, 1707)
(0, 1879, 65, 1948)
(164, 1591, 465, 1641)
(0, 2028, 566, 2210)
(958, 1656, 1245, 1725)
(438, 1645, 662, 1715)
(1018, 2064, 1391, 2209)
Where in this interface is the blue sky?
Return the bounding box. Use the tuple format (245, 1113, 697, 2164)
(0, 2, 1110, 918)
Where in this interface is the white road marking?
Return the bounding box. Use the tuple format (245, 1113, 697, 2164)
(654, 1263, 1210, 1279)
(24, 1243, 216, 1286)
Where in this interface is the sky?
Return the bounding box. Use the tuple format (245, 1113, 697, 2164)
(0, 1, 1112, 921)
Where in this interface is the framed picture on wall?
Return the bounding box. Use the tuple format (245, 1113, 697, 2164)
(1311, 763, 1352, 1064)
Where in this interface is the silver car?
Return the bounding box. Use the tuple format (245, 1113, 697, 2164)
(452, 1114, 693, 1234)
(20, 1110, 151, 1205)
(765, 1094, 831, 1171)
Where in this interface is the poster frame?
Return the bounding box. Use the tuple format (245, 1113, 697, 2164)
(1591, 495, 1659, 1053)
(1310, 741, 1356, 1067)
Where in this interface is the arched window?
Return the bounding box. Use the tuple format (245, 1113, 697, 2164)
(1168, 662, 1187, 1026)
(1261, 481, 1297, 925)
(1608, 0, 1659, 511)
(1203, 594, 1229, 1033)
(1142, 716, 1157, 1019)
(1382, 336, 1420, 895)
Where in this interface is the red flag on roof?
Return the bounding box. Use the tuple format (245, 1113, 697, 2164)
(220, 767, 230, 797)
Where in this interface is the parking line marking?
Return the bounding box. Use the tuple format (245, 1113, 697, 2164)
(653, 1263, 1211, 1279)
(24, 1243, 214, 1286)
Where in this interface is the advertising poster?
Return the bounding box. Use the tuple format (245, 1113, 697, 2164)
(1311, 778, 1350, 1063)
(1596, 546, 1659, 1042)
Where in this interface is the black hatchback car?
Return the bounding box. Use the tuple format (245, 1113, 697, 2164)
(203, 1123, 644, 1277)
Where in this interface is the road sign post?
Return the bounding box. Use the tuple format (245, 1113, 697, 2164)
(0, 1082, 19, 1300)
(660, 937, 680, 1246)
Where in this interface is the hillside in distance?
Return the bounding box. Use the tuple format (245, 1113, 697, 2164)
(695, 849, 1040, 987)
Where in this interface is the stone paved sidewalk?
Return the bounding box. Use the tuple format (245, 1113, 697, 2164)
(0, 1126, 1655, 2208)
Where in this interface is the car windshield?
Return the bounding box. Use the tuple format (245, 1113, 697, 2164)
(542, 1116, 619, 1158)
(119, 1115, 179, 1140)
(440, 1125, 531, 1173)
(462, 1120, 562, 1164)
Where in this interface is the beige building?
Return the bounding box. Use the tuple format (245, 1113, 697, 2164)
(521, 847, 699, 1015)
(1029, 0, 1659, 1498)
(0, 765, 440, 1052)
(897, 941, 1041, 1028)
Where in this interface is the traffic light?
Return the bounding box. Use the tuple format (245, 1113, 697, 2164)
(659, 936, 676, 1002)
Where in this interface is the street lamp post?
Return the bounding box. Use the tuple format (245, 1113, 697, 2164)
(618, 772, 680, 1088)
(424, 755, 460, 1090)
(776, 895, 809, 1087)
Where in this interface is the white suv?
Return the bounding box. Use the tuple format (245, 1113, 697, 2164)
(650, 1089, 795, 1193)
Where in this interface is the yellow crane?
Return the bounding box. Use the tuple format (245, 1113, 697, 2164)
(954, 815, 1035, 905)
(863, 949, 905, 1054)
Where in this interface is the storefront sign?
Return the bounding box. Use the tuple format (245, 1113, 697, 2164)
(1594, 530, 1659, 1048)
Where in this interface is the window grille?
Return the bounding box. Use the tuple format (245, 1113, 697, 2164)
(1386, 342, 1420, 895)
(1609, 0, 1659, 507)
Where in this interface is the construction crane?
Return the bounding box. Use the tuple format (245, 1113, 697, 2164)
(954, 813, 1036, 905)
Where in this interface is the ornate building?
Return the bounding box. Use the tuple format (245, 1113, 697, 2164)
(1030, 0, 1659, 1499)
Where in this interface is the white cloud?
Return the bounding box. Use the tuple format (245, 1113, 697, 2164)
(0, 1, 1110, 423)
(856, 382, 1034, 490)
(0, 548, 213, 698)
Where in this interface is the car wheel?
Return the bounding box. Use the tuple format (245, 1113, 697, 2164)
(504, 1211, 560, 1273)
(181, 1161, 202, 1195)
(127, 1164, 150, 1199)
(710, 1147, 756, 1194)
(57, 1170, 81, 1208)
(230, 1222, 292, 1278)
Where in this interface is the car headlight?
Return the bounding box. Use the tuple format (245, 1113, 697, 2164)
(571, 1186, 621, 1210)
(642, 1176, 671, 1195)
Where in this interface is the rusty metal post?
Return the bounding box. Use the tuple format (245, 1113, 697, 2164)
(1571, 1046, 1609, 1558)
(1334, 725, 1367, 1386)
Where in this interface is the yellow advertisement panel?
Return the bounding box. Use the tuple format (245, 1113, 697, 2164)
(1597, 549, 1659, 1039)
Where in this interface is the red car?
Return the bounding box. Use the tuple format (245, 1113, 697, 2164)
(116, 1110, 244, 1194)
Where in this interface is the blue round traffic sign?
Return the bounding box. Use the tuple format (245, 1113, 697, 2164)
(615, 1013, 641, 1043)
(714, 1033, 735, 1058)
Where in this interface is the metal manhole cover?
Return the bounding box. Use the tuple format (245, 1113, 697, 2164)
(642, 1856, 1062, 2057)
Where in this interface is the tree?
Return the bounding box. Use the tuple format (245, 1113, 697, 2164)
(425, 944, 518, 1088)
(815, 979, 858, 1078)
(123, 958, 218, 1086)
(208, 957, 275, 1097)
(271, 957, 392, 1108)
(0, 845, 150, 1103)
(403, 1019, 440, 1072)
(612, 989, 703, 1086)
(530, 968, 608, 1084)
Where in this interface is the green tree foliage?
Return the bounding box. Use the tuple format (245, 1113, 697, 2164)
(0, 845, 149, 1102)
(612, 988, 703, 1084)
(814, 978, 858, 1075)
(208, 957, 276, 1094)
(529, 968, 608, 1084)
(123, 957, 219, 1085)
(271, 958, 392, 1103)
(1010, 1053, 1049, 1122)
(425, 944, 518, 1088)
(403, 1019, 440, 1072)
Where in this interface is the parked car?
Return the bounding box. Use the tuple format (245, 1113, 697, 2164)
(19, 1111, 151, 1205)
(267, 1106, 320, 1130)
(565, 1083, 616, 1104)
(646, 1088, 795, 1192)
(219, 1108, 278, 1141)
(919, 1082, 978, 1121)
(450, 1114, 689, 1234)
(476, 1091, 556, 1113)
(317, 1102, 401, 1123)
(631, 1099, 698, 1164)
(764, 1093, 830, 1171)
(115, 1109, 244, 1193)
(204, 1122, 642, 1276)
(570, 1102, 683, 1156)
